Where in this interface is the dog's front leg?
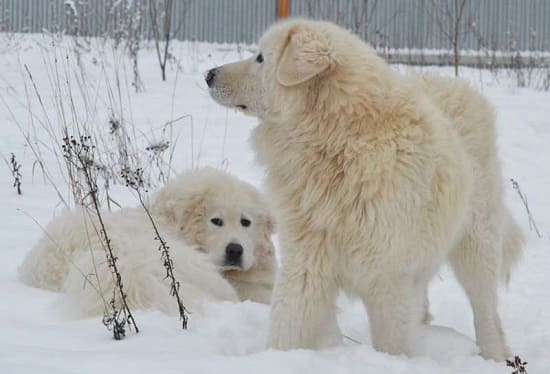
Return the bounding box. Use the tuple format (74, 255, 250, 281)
(267, 257, 340, 350)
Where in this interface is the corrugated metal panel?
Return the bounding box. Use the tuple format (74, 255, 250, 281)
(291, 0, 549, 51)
(0, 0, 548, 51)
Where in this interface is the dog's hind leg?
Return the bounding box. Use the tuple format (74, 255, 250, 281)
(449, 223, 510, 361)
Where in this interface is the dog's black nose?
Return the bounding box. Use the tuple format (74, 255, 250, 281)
(205, 68, 218, 87)
(225, 242, 243, 263)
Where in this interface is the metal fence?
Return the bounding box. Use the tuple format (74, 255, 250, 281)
(0, 0, 549, 52)
(292, 0, 550, 52)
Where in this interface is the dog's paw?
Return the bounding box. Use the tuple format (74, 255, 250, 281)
(479, 345, 511, 362)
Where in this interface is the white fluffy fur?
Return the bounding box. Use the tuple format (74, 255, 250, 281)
(18, 167, 276, 317)
(207, 19, 523, 361)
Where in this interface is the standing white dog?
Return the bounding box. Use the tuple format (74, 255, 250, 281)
(206, 19, 523, 361)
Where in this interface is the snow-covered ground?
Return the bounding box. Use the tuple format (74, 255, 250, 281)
(1, 34, 549, 373)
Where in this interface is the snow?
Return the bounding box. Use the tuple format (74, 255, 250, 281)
(1, 34, 549, 373)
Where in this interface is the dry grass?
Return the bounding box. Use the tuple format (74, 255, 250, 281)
(62, 134, 139, 339)
(1, 152, 22, 195)
(3, 32, 193, 337)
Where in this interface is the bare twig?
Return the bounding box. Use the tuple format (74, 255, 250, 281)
(149, 0, 174, 81)
(10, 153, 22, 195)
(148, 0, 189, 81)
(511, 178, 542, 238)
(121, 167, 190, 328)
(342, 334, 362, 345)
(1, 152, 22, 195)
(62, 135, 139, 339)
(452, 0, 467, 77)
(425, 0, 472, 76)
(506, 355, 528, 374)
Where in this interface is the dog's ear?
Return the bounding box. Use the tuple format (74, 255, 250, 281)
(256, 212, 276, 258)
(152, 186, 207, 244)
(178, 191, 207, 242)
(276, 26, 332, 87)
(151, 188, 179, 224)
(263, 213, 275, 238)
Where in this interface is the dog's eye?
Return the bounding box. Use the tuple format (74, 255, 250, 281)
(210, 218, 224, 227)
(241, 218, 251, 227)
(255, 53, 264, 63)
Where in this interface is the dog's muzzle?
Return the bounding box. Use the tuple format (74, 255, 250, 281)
(205, 68, 218, 87)
(224, 242, 243, 267)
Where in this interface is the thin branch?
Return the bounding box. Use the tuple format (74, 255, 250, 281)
(511, 178, 542, 238)
(121, 167, 190, 328)
(62, 135, 139, 339)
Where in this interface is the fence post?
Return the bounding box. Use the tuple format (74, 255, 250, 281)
(277, 0, 290, 19)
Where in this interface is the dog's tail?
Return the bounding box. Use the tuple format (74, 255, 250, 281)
(501, 209, 524, 285)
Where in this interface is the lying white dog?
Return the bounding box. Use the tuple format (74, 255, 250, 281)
(19, 167, 276, 317)
(206, 19, 523, 361)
